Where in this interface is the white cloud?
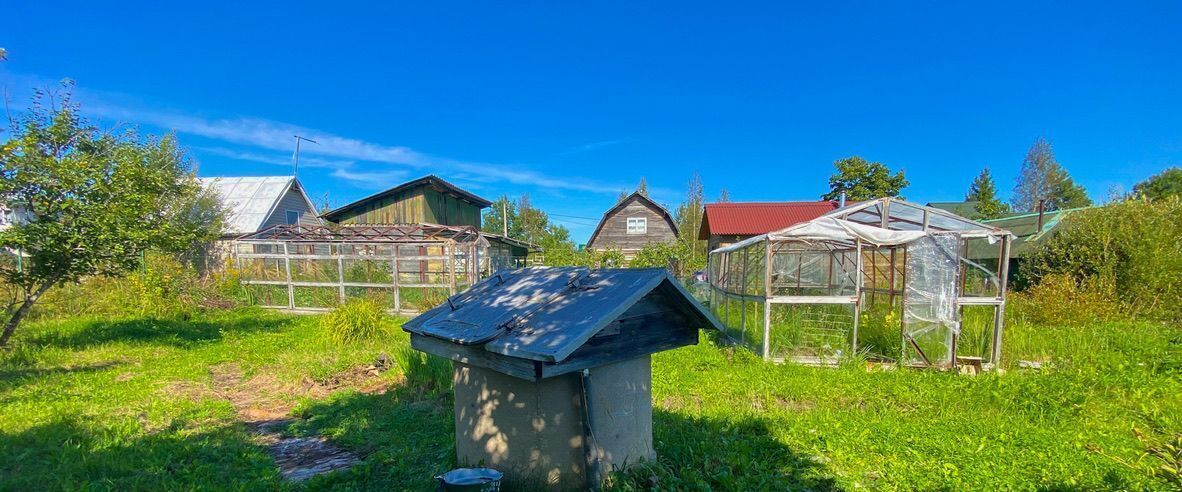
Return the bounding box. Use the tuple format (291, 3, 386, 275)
(196, 146, 355, 171)
(330, 168, 411, 188)
(559, 139, 627, 155)
(80, 98, 630, 194)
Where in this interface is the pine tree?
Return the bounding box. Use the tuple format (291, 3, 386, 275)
(674, 172, 707, 270)
(1012, 137, 1092, 212)
(717, 188, 730, 202)
(636, 177, 649, 197)
(966, 167, 1009, 219)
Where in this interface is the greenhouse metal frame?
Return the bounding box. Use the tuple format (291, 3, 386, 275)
(232, 223, 489, 314)
(708, 198, 1012, 369)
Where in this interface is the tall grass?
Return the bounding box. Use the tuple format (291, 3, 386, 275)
(320, 297, 388, 345)
(394, 346, 452, 395)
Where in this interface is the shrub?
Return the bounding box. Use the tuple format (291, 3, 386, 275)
(321, 297, 388, 345)
(1022, 196, 1182, 320)
(1009, 273, 1124, 327)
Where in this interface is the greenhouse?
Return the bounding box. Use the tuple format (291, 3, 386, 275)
(232, 223, 489, 314)
(707, 198, 1013, 369)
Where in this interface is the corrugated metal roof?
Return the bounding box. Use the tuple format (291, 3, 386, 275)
(199, 176, 297, 235)
(403, 266, 721, 363)
(698, 201, 838, 239)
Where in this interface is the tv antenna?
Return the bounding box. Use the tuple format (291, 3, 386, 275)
(291, 135, 319, 175)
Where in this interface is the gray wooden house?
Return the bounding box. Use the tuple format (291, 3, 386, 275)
(199, 176, 322, 238)
(403, 266, 720, 488)
(585, 192, 678, 260)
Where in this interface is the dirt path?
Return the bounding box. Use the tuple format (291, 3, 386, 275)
(206, 361, 392, 481)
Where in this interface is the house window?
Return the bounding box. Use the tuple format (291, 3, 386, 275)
(286, 210, 300, 225)
(626, 217, 647, 234)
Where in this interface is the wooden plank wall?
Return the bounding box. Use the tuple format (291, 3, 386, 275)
(588, 197, 677, 256)
(334, 187, 482, 228)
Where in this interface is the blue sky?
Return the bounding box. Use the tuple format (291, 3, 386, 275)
(3, 2, 1180, 242)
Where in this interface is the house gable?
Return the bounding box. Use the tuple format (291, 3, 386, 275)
(321, 175, 489, 228)
(586, 193, 678, 255)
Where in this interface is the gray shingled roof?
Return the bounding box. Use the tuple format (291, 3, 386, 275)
(403, 266, 720, 362)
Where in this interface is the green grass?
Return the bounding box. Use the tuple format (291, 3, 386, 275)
(1, 308, 1178, 490)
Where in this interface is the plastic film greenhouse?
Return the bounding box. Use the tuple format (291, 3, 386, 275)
(707, 198, 1013, 369)
(232, 224, 491, 314)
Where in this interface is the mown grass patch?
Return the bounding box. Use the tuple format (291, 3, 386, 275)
(1, 307, 1178, 490)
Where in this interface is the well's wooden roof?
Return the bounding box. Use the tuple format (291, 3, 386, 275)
(403, 266, 720, 363)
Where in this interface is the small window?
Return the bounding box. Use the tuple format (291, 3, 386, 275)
(286, 210, 300, 225)
(626, 217, 647, 234)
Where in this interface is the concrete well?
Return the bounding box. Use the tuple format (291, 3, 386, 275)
(452, 355, 655, 489)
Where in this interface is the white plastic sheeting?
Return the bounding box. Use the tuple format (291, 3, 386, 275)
(901, 234, 962, 366)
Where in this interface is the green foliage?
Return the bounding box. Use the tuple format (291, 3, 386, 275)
(321, 297, 389, 345)
(629, 241, 696, 277)
(1009, 274, 1124, 326)
(1133, 167, 1182, 201)
(1011, 137, 1092, 212)
(0, 85, 223, 345)
(1022, 197, 1182, 319)
(2, 305, 1180, 489)
(545, 247, 627, 268)
(636, 176, 649, 197)
(966, 167, 1010, 219)
(481, 193, 579, 262)
(11, 253, 243, 323)
(393, 346, 452, 395)
(481, 195, 520, 237)
(821, 156, 909, 201)
(673, 172, 708, 275)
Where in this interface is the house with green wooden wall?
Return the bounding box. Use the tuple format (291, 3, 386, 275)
(320, 175, 535, 269)
(321, 175, 490, 227)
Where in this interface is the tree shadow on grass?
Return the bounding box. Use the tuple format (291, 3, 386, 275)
(0, 360, 123, 393)
(612, 410, 840, 491)
(284, 385, 457, 490)
(0, 417, 283, 490)
(25, 313, 293, 349)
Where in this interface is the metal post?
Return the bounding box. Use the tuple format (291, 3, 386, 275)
(991, 235, 1011, 366)
(739, 247, 748, 344)
(763, 238, 772, 360)
(283, 242, 294, 311)
(852, 239, 863, 357)
(448, 243, 457, 295)
(337, 254, 346, 304)
(392, 245, 401, 313)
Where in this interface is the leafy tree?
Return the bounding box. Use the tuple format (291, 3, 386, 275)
(482, 195, 521, 237)
(0, 87, 224, 346)
(673, 172, 707, 272)
(482, 194, 580, 264)
(1132, 167, 1182, 201)
(965, 167, 1009, 219)
(1011, 137, 1091, 212)
(821, 156, 908, 201)
(630, 241, 694, 278)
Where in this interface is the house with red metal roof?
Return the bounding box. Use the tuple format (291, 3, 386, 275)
(697, 201, 838, 251)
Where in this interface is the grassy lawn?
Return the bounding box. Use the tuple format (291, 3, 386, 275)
(1, 307, 1178, 490)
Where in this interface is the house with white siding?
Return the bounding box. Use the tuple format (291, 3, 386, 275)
(199, 176, 322, 238)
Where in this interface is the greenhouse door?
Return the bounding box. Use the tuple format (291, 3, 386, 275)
(902, 235, 961, 367)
